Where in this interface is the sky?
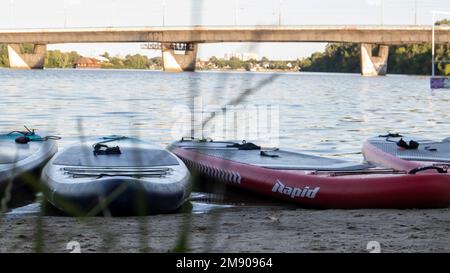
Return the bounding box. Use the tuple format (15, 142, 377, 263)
(1, 0, 450, 60)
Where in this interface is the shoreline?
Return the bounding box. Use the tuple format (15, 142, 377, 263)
(2, 206, 450, 253)
(0, 67, 433, 77)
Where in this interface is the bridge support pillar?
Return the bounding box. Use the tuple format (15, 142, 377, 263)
(360, 43, 389, 76)
(162, 43, 197, 72)
(7, 44, 47, 69)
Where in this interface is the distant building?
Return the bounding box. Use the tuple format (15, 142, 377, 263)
(224, 52, 259, 61)
(74, 57, 101, 69)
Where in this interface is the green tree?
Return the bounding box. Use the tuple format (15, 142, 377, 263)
(436, 19, 450, 26)
(228, 57, 242, 69)
(149, 57, 162, 68)
(299, 43, 360, 73)
(0, 44, 9, 67)
(261, 56, 269, 63)
(209, 56, 219, 65)
(104, 56, 125, 69)
(299, 42, 450, 76)
(45, 50, 81, 68)
(20, 43, 35, 54)
(124, 54, 149, 69)
(243, 62, 252, 71)
(101, 51, 111, 60)
(216, 59, 227, 68)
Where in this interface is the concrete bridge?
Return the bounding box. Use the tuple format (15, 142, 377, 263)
(1, 25, 450, 75)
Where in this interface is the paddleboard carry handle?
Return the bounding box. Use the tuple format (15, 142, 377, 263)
(382, 132, 420, 150)
(181, 136, 195, 142)
(15, 136, 31, 144)
(226, 140, 261, 150)
(260, 150, 280, 158)
(408, 166, 448, 175)
(396, 138, 419, 150)
(379, 132, 403, 138)
(93, 143, 121, 156)
(181, 136, 213, 142)
(92, 136, 127, 155)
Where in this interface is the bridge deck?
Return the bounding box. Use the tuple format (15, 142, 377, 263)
(0, 26, 449, 44)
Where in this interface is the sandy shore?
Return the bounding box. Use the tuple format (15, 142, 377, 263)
(2, 206, 450, 253)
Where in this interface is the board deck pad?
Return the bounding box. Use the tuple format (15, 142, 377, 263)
(53, 145, 179, 167)
(368, 137, 450, 163)
(0, 141, 39, 164)
(178, 142, 369, 171)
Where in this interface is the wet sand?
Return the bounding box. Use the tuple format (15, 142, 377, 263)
(2, 206, 450, 253)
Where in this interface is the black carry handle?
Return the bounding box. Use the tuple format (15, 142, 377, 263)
(260, 151, 280, 158)
(227, 141, 261, 150)
(379, 132, 403, 138)
(181, 136, 213, 142)
(382, 133, 420, 150)
(15, 136, 31, 144)
(409, 166, 448, 175)
(397, 138, 419, 150)
(181, 136, 195, 142)
(93, 143, 121, 156)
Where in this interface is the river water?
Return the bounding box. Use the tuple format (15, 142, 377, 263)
(1, 68, 450, 215)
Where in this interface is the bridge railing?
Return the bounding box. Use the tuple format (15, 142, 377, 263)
(1, 0, 450, 29)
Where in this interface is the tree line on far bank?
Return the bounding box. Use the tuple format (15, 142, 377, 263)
(0, 45, 162, 70)
(298, 43, 450, 76)
(0, 45, 296, 71)
(299, 19, 450, 76)
(199, 56, 297, 71)
(1, 42, 450, 75)
(98, 52, 162, 69)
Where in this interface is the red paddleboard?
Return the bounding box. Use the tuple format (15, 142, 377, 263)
(170, 139, 450, 209)
(363, 134, 450, 172)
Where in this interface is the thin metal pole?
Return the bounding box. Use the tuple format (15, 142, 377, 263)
(432, 12, 436, 77)
(64, 1, 67, 28)
(278, 0, 282, 26)
(10, 0, 14, 28)
(414, 0, 418, 25)
(162, 0, 166, 26)
(236, 0, 238, 26)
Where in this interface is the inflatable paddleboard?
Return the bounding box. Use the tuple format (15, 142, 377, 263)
(363, 133, 450, 172)
(169, 138, 450, 209)
(41, 136, 191, 216)
(0, 128, 58, 200)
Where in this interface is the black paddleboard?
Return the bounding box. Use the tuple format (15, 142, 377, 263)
(41, 136, 191, 216)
